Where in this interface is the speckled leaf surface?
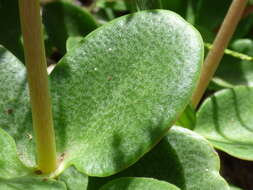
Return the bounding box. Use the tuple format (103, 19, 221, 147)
(43, 0, 97, 54)
(194, 86, 253, 160)
(0, 10, 203, 177)
(49, 10, 203, 176)
(0, 127, 30, 179)
(0, 46, 35, 167)
(214, 39, 253, 87)
(88, 126, 229, 190)
(0, 177, 67, 190)
(58, 166, 88, 190)
(99, 177, 181, 190)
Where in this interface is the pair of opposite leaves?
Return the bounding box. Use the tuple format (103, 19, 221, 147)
(0, 10, 228, 190)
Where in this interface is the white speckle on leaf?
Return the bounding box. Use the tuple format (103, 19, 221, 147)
(26, 133, 33, 140)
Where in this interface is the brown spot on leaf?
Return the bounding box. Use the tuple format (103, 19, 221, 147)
(6, 109, 13, 115)
(34, 170, 42, 175)
(59, 152, 66, 162)
(57, 152, 67, 164)
(43, 178, 48, 182)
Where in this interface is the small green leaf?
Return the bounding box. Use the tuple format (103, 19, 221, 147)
(0, 177, 66, 190)
(42, 0, 98, 54)
(66, 37, 83, 52)
(195, 86, 253, 160)
(0, 128, 30, 178)
(58, 166, 88, 190)
(99, 177, 181, 190)
(88, 127, 229, 190)
(176, 105, 196, 129)
(230, 185, 243, 190)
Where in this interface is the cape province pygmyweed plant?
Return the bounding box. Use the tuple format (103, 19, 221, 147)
(0, 0, 252, 189)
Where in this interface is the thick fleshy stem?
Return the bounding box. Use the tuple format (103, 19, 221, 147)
(191, 0, 248, 108)
(18, 0, 57, 173)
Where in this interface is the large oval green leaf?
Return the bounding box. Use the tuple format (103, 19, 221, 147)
(99, 177, 180, 190)
(0, 10, 203, 177)
(42, 0, 98, 54)
(50, 10, 203, 176)
(194, 86, 253, 160)
(88, 126, 229, 190)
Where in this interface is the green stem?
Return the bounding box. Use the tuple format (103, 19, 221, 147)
(191, 0, 248, 108)
(205, 43, 253, 61)
(18, 0, 57, 173)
